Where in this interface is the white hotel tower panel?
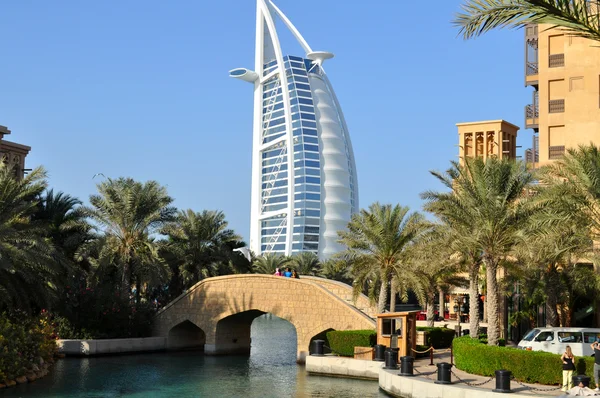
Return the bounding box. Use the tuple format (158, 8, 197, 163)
(230, 0, 358, 259)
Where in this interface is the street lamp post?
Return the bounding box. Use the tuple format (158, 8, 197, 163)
(454, 295, 464, 337)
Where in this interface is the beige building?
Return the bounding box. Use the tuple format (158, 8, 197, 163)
(0, 125, 31, 180)
(524, 23, 600, 166)
(456, 120, 519, 162)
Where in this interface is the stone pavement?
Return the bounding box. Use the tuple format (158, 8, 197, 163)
(411, 351, 568, 396)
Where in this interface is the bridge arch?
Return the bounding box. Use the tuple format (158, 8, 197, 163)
(154, 274, 376, 362)
(168, 320, 206, 350)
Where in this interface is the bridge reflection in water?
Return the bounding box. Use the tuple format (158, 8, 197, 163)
(154, 275, 377, 362)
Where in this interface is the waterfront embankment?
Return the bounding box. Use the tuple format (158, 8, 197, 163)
(57, 337, 167, 356)
(308, 353, 566, 397)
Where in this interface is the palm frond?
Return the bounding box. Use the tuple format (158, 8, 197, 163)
(455, 0, 600, 42)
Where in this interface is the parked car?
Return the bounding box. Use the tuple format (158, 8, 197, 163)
(517, 327, 600, 356)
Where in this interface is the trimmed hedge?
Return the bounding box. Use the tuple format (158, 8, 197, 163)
(416, 327, 455, 348)
(453, 336, 597, 386)
(325, 330, 376, 357)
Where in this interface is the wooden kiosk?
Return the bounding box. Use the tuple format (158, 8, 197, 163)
(376, 311, 418, 358)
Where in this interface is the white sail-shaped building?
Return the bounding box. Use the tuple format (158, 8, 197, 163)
(230, 0, 358, 260)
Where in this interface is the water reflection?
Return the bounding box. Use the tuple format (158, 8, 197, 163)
(1, 314, 387, 397)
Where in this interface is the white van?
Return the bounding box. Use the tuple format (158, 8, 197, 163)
(518, 327, 600, 356)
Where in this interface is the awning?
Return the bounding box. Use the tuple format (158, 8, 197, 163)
(448, 287, 472, 295)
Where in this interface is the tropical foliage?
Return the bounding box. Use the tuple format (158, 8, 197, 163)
(160, 209, 245, 299)
(5, 144, 600, 352)
(337, 202, 427, 313)
(0, 165, 59, 312)
(455, 0, 600, 42)
(423, 157, 534, 345)
(0, 311, 57, 384)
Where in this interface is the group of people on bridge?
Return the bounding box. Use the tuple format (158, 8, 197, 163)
(274, 267, 299, 278)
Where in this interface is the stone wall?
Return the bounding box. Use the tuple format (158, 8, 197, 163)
(57, 337, 166, 356)
(306, 355, 382, 380)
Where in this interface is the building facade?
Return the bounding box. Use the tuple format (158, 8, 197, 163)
(456, 120, 519, 162)
(0, 125, 31, 180)
(524, 23, 600, 166)
(230, 0, 358, 259)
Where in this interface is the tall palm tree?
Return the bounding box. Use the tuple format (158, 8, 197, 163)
(422, 157, 534, 345)
(290, 252, 322, 276)
(402, 228, 467, 328)
(79, 177, 176, 301)
(455, 0, 600, 42)
(36, 189, 92, 265)
(160, 209, 243, 292)
(514, 218, 591, 326)
(537, 144, 600, 243)
(253, 252, 290, 274)
(0, 164, 59, 311)
(535, 144, 600, 326)
(423, 170, 485, 338)
(337, 202, 427, 313)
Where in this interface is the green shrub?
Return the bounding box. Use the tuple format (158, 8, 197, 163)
(0, 311, 57, 383)
(453, 336, 597, 386)
(477, 334, 506, 346)
(416, 326, 455, 348)
(325, 330, 376, 357)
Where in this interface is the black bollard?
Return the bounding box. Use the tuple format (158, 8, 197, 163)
(384, 349, 398, 369)
(435, 362, 452, 385)
(492, 370, 512, 393)
(572, 374, 591, 388)
(390, 347, 399, 363)
(311, 339, 324, 356)
(399, 356, 415, 376)
(374, 344, 386, 362)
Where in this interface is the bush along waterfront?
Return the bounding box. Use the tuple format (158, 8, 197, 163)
(0, 311, 58, 389)
(416, 326, 455, 349)
(453, 336, 594, 387)
(325, 330, 377, 356)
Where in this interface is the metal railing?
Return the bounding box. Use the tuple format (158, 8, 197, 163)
(526, 61, 538, 76)
(549, 99, 565, 113)
(549, 53, 565, 68)
(549, 145, 566, 160)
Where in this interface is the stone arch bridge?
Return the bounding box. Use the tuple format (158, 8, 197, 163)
(153, 274, 377, 362)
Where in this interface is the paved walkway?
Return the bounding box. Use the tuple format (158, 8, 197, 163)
(411, 351, 567, 396)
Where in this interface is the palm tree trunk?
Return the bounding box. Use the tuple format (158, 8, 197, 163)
(469, 265, 480, 338)
(135, 277, 141, 309)
(390, 282, 397, 313)
(545, 265, 560, 327)
(483, 296, 488, 324)
(438, 288, 445, 321)
(426, 290, 436, 327)
(545, 294, 559, 327)
(485, 257, 500, 346)
(377, 275, 388, 314)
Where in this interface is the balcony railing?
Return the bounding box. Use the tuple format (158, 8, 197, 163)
(525, 103, 539, 119)
(549, 99, 565, 113)
(526, 62, 539, 76)
(525, 104, 539, 129)
(549, 53, 565, 68)
(549, 145, 565, 160)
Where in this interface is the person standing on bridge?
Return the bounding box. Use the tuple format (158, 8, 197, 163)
(274, 268, 282, 276)
(292, 270, 299, 279)
(283, 267, 292, 278)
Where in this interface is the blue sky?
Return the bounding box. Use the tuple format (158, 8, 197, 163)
(0, 1, 529, 242)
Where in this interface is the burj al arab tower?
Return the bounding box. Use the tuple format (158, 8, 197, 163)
(230, 0, 359, 260)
